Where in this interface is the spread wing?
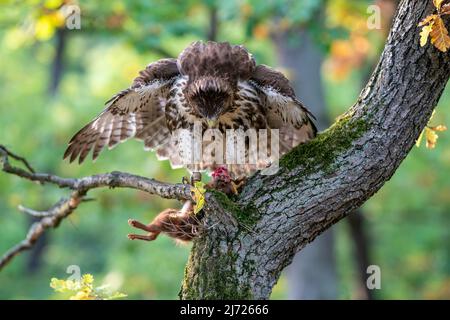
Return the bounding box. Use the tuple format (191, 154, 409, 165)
(250, 64, 317, 155)
(64, 58, 180, 163)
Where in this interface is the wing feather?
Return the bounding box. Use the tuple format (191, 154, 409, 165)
(250, 64, 317, 155)
(64, 59, 180, 163)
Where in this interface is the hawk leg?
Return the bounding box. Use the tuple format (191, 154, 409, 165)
(182, 171, 202, 186)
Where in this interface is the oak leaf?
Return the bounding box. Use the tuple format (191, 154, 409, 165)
(420, 24, 434, 46)
(419, 14, 437, 27)
(425, 127, 439, 149)
(442, 4, 450, 15)
(432, 125, 448, 132)
(429, 16, 450, 52)
(434, 0, 444, 10)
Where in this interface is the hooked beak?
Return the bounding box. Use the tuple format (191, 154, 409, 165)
(207, 119, 218, 128)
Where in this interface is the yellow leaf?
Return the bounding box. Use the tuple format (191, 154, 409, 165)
(430, 16, 450, 52)
(64, 279, 78, 290)
(429, 110, 436, 121)
(35, 16, 55, 40)
(44, 0, 63, 9)
(416, 130, 424, 148)
(192, 181, 206, 214)
(419, 14, 437, 27)
(432, 125, 447, 132)
(70, 291, 94, 300)
(82, 274, 94, 285)
(425, 127, 439, 149)
(434, 0, 444, 10)
(253, 23, 269, 40)
(442, 4, 450, 15)
(50, 278, 67, 292)
(34, 13, 64, 41)
(420, 24, 433, 47)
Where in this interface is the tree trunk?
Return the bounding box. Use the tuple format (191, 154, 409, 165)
(348, 210, 374, 299)
(207, 4, 218, 42)
(272, 28, 338, 300)
(27, 27, 68, 272)
(179, 0, 450, 299)
(49, 28, 66, 96)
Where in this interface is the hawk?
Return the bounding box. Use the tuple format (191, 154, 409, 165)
(64, 41, 316, 179)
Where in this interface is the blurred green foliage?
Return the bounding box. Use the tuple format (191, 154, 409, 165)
(0, 0, 449, 299)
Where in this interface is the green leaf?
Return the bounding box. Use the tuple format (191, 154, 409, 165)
(192, 181, 206, 214)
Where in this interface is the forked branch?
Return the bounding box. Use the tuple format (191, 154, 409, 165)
(0, 145, 191, 271)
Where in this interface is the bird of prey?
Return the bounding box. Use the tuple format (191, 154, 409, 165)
(64, 41, 316, 179)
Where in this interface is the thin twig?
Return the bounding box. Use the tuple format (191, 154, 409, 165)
(0, 190, 85, 270)
(0, 145, 35, 173)
(0, 146, 191, 199)
(0, 145, 192, 271)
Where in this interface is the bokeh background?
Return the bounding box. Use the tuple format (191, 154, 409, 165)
(0, 0, 449, 299)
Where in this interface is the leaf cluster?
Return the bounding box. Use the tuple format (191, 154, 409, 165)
(50, 273, 127, 300)
(419, 0, 450, 52)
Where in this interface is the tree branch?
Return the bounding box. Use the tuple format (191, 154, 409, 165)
(1, 0, 448, 300)
(0, 145, 191, 199)
(0, 145, 191, 271)
(180, 0, 450, 299)
(0, 190, 86, 270)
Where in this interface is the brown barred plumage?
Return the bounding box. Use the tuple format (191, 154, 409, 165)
(64, 41, 317, 178)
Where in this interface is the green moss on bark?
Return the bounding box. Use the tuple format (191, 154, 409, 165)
(209, 190, 260, 226)
(180, 243, 253, 299)
(280, 115, 369, 174)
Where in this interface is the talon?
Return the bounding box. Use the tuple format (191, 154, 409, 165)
(230, 181, 239, 195)
(183, 172, 202, 186)
(127, 234, 136, 240)
(191, 172, 202, 185)
(182, 176, 190, 185)
(128, 219, 136, 227)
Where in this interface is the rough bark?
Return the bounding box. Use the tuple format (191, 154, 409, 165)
(179, 0, 450, 299)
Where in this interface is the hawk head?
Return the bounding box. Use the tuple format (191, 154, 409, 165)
(184, 76, 234, 124)
(178, 41, 255, 126)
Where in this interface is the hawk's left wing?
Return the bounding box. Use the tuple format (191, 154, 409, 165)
(250, 64, 317, 154)
(64, 58, 180, 163)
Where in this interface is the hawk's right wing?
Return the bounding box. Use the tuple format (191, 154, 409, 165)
(64, 58, 180, 163)
(250, 64, 317, 155)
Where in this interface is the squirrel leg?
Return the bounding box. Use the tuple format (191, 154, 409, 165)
(127, 218, 162, 242)
(127, 233, 159, 241)
(128, 219, 153, 232)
